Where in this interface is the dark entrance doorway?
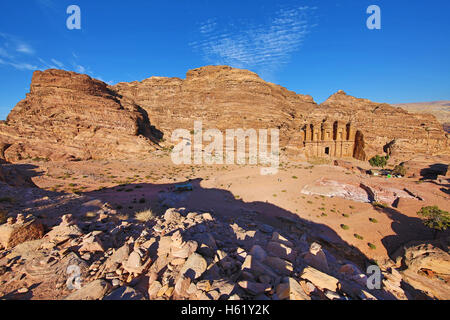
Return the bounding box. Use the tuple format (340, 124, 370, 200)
(325, 147, 330, 155)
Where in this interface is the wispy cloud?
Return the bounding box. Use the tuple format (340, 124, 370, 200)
(51, 58, 64, 68)
(0, 31, 112, 84)
(190, 6, 317, 76)
(0, 33, 36, 57)
(75, 65, 86, 73)
(0, 33, 38, 70)
(16, 43, 35, 55)
(0, 58, 37, 71)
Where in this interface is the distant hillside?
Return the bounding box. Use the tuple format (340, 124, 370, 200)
(393, 101, 450, 132)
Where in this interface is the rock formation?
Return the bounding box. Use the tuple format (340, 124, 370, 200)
(113, 67, 449, 161)
(112, 65, 316, 153)
(0, 66, 448, 163)
(1, 201, 436, 300)
(315, 90, 448, 160)
(0, 69, 159, 162)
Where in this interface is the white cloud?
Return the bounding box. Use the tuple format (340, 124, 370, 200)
(51, 58, 64, 68)
(38, 58, 57, 69)
(75, 65, 86, 73)
(0, 58, 37, 71)
(16, 43, 35, 55)
(199, 19, 217, 34)
(0, 33, 35, 56)
(191, 7, 317, 75)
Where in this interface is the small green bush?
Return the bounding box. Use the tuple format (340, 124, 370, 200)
(340, 224, 350, 230)
(369, 218, 378, 223)
(354, 234, 364, 240)
(368, 243, 377, 250)
(372, 202, 388, 209)
(392, 164, 407, 177)
(417, 206, 450, 236)
(369, 155, 388, 168)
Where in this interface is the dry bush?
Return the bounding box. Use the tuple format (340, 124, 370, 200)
(135, 209, 157, 222)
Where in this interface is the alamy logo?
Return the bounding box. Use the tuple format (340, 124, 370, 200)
(66, 5, 81, 30)
(171, 121, 279, 175)
(366, 5, 381, 30)
(366, 265, 381, 289)
(66, 264, 82, 290)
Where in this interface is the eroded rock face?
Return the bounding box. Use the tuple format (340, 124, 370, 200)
(0, 215, 44, 249)
(113, 67, 448, 161)
(0, 69, 158, 162)
(112, 65, 316, 154)
(0, 163, 36, 188)
(317, 90, 449, 160)
(0, 66, 448, 162)
(392, 241, 450, 299)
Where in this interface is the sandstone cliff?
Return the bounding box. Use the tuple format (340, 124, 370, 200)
(113, 67, 448, 161)
(0, 66, 448, 163)
(316, 90, 448, 159)
(0, 70, 159, 162)
(112, 65, 317, 152)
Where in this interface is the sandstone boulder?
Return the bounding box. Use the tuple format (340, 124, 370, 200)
(0, 69, 158, 162)
(0, 216, 44, 249)
(300, 267, 339, 292)
(179, 253, 207, 280)
(276, 277, 311, 300)
(65, 279, 111, 300)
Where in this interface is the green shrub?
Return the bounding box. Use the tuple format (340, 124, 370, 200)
(372, 202, 388, 209)
(354, 234, 364, 240)
(369, 218, 378, 223)
(392, 164, 407, 177)
(417, 206, 450, 237)
(340, 224, 350, 230)
(369, 155, 388, 168)
(368, 243, 377, 250)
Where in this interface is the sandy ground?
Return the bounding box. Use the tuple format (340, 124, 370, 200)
(18, 154, 450, 263)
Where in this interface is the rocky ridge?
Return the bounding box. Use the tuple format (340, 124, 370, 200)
(1, 66, 447, 163)
(316, 90, 448, 159)
(113, 67, 449, 161)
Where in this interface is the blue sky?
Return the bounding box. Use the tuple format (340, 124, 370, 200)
(0, 0, 449, 120)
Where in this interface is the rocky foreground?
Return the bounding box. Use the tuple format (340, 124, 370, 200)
(1, 185, 449, 300)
